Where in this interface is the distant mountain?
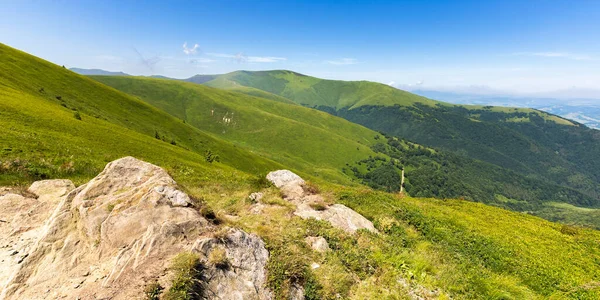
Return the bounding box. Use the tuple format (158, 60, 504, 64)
(411, 89, 600, 129)
(69, 68, 130, 76)
(185, 74, 218, 84)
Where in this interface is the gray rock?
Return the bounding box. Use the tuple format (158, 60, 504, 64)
(27, 179, 75, 198)
(295, 203, 378, 234)
(305, 236, 330, 253)
(289, 283, 304, 300)
(265, 169, 377, 234)
(266, 170, 305, 189)
(249, 192, 264, 202)
(191, 228, 273, 300)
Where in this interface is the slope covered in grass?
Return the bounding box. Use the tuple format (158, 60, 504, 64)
(0, 43, 281, 186)
(205, 70, 439, 109)
(91, 75, 383, 183)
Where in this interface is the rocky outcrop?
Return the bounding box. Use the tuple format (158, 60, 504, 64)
(0, 180, 75, 296)
(191, 228, 272, 299)
(265, 170, 377, 234)
(266, 170, 305, 189)
(0, 157, 272, 300)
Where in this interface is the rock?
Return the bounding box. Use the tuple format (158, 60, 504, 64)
(249, 192, 264, 202)
(266, 170, 305, 189)
(249, 203, 267, 215)
(190, 228, 272, 300)
(305, 236, 330, 253)
(1, 157, 272, 300)
(27, 179, 75, 199)
(311, 262, 320, 269)
(154, 185, 192, 207)
(265, 170, 377, 234)
(289, 283, 304, 300)
(296, 204, 378, 234)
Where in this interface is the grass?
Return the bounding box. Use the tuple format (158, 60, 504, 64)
(531, 202, 600, 230)
(91, 75, 385, 184)
(204, 70, 439, 109)
(163, 252, 204, 300)
(0, 43, 285, 187)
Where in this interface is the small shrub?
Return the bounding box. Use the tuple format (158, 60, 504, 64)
(55, 95, 62, 100)
(73, 111, 82, 120)
(213, 227, 230, 243)
(170, 139, 177, 145)
(560, 224, 579, 236)
(253, 173, 273, 189)
(163, 252, 204, 300)
(309, 202, 327, 211)
(208, 246, 229, 269)
(205, 150, 220, 163)
(106, 203, 115, 212)
(144, 281, 163, 300)
(302, 182, 320, 195)
(376, 216, 400, 233)
(200, 205, 221, 224)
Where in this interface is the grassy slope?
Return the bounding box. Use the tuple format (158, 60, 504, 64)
(0, 43, 281, 185)
(91, 75, 383, 184)
(205, 70, 439, 109)
(335, 188, 600, 298)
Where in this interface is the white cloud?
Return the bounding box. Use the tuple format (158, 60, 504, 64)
(326, 58, 358, 65)
(513, 52, 594, 61)
(207, 52, 287, 63)
(183, 42, 200, 55)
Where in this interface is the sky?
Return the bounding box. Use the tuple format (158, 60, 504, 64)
(2, 0, 600, 97)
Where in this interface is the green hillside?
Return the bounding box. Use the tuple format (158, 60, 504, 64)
(205, 70, 439, 109)
(90, 75, 383, 183)
(0, 43, 282, 186)
(3, 43, 600, 299)
(203, 70, 600, 211)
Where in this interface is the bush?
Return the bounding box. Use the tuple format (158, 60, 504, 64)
(302, 181, 320, 195)
(208, 246, 229, 269)
(560, 224, 579, 236)
(252, 173, 273, 189)
(163, 252, 204, 300)
(309, 202, 327, 211)
(73, 111, 82, 120)
(199, 205, 221, 225)
(144, 281, 163, 300)
(205, 150, 220, 163)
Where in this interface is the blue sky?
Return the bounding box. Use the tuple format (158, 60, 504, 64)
(2, 0, 600, 95)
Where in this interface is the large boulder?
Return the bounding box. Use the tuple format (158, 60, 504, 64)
(296, 204, 378, 234)
(0, 179, 75, 292)
(191, 228, 272, 300)
(266, 170, 305, 189)
(264, 170, 377, 234)
(1, 157, 272, 300)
